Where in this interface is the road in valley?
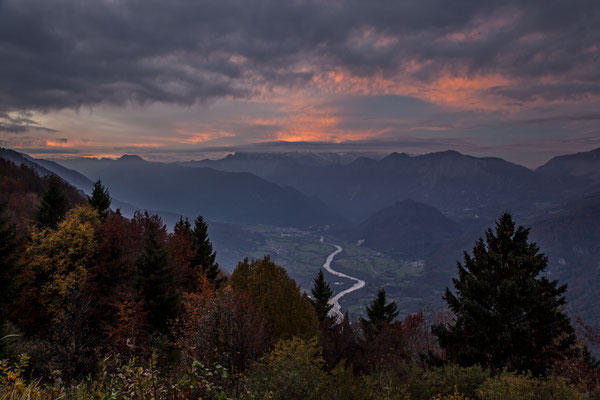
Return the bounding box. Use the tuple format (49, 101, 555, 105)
(321, 243, 365, 321)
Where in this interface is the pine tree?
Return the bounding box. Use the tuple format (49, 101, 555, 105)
(310, 270, 334, 322)
(360, 288, 398, 338)
(432, 212, 577, 376)
(89, 179, 111, 218)
(35, 174, 68, 229)
(135, 212, 178, 334)
(191, 216, 220, 284)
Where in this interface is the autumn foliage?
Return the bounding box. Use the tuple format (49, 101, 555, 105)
(0, 159, 598, 399)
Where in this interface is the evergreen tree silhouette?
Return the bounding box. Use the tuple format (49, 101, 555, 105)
(192, 216, 221, 284)
(34, 174, 68, 229)
(89, 179, 111, 218)
(360, 288, 398, 338)
(432, 212, 577, 375)
(311, 270, 334, 322)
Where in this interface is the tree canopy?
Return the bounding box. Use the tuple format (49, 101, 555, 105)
(229, 256, 319, 341)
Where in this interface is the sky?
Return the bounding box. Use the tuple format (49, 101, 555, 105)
(1, 0, 599, 168)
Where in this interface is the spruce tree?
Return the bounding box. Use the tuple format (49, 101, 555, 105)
(191, 216, 220, 284)
(135, 212, 178, 334)
(360, 288, 398, 337)
(311, 270, 334, 322)
(174, 216, 192, 235)
(89, 179, 111, 218)
(34, 174, 68, 229)
(432, 213, 577, 376)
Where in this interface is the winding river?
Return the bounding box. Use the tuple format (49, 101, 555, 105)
(321, 243, 366, 321)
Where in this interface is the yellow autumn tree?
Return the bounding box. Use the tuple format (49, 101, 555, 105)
(229, 256, 319, 341)
(27, 205, 99, 320)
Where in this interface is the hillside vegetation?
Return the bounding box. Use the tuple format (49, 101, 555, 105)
(0, 158, 599, 399)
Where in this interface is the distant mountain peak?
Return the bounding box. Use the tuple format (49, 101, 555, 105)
(429, 149, 463, 158)
(381, 152, 409, 162)
(349, 156, 377, 167)
(117, 154, 145, 162)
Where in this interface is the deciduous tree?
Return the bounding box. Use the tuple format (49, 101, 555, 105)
(27, 205, 99, 321)
(175, 288, 271, 374)
(229, 256, 318, 340)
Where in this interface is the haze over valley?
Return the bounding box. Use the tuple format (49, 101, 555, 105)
(3, 146, 599, 322)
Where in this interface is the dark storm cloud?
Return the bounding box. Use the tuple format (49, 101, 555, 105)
(0, 0, 599, 115)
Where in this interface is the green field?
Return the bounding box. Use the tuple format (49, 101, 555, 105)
(230, 225, 429, 318)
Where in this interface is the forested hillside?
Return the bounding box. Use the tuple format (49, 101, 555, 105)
(0, 158, 85, 231)
(1, 158, 599, 399)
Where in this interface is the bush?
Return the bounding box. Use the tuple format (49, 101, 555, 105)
(362, 369, 412, 400)
(477, 372, 587, 400)
(315, 362, 369, 399)
(433, 386, 472, 400)
(406, 364, 489, 400)
(241, 337, 325, 399)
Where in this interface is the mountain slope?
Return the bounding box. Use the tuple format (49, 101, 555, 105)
(527, 193, 600, 322)
(0, 148, 55, 177)
(350, 199, 463, 256)
(0, 157, 86, 230)
(58, 150, 567, 224)
(535, 147, 600, 190)
(55, 155, 346, 228)
(23, 155, 96, 194)
(260, 150, 549, 222)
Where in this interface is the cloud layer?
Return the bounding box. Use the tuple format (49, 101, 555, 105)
(0, 0, 599, 165)
(2, 0, 599, 110)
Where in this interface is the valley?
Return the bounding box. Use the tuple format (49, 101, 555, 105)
(2, 146, 600, 322)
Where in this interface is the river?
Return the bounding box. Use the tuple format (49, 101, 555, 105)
(321, 243, 366, 321)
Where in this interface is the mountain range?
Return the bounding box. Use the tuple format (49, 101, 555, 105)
(176, 150, 591, 223)
(44, 153, 346, 228)
(3, 146, 600, 322)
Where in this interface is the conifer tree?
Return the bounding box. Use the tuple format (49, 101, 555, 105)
(432, 212, 577, 376)
(311, 270, 334, 322)
(89, 179, 111, 218)
(34, 174, 68, 229)
(360, 288, 398, 337)
(191, 216, 220, 284)
(174, 216, 192, 235)
(135, 212, 178, 334)
(169, 217, 198, 293)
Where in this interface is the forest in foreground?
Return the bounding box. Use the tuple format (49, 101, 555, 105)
(1, 158, 600, 400)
